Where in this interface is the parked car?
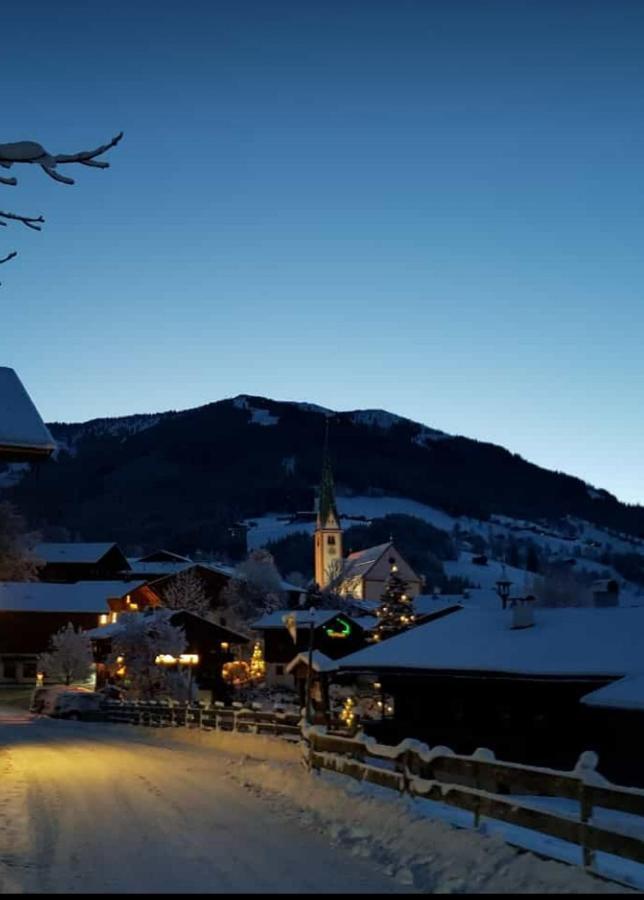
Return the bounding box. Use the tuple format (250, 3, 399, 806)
(30, 685, 106, 720)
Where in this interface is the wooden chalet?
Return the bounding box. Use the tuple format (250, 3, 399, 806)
(0, 367, 56, 463)
(336, 604, 644, 786)
(252, 609, 373, 689)
(88, 609, 249, 702)
(35, 542, 132, 583)
(0, 580, 144, 684)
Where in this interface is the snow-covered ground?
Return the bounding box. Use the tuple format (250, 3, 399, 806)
(0, 710, 632, 893)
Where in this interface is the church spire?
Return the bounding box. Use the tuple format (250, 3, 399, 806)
(317, 419, 339, 528)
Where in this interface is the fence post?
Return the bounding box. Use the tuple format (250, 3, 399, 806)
(579, 780, 595, 870)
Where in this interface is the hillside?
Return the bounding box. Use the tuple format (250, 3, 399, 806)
(3, 393, 644, 562)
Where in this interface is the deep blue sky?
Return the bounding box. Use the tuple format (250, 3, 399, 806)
(3, 1, 644, 503)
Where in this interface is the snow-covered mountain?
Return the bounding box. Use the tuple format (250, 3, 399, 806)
(4, 393, 644, 571)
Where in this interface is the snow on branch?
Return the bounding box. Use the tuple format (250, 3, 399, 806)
(0, 131, 124, 185)
(0, 210, 45, 231)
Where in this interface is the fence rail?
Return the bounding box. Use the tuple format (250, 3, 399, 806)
(305, 726, 644, 875)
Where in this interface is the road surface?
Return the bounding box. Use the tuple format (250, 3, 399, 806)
(0, 709, 410, 893)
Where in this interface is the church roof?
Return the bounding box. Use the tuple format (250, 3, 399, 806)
(341, 542, 393, 581)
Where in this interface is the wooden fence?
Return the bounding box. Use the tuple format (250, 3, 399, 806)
(100, 700, 644, 882)
(305, 726, 644, 877)
(103, 699, 300, 737)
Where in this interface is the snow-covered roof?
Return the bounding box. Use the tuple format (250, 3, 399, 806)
(35, 542, 124, 565)
(86, 608, 250, 643)
(0, 367, 56, 457)
(252, 609, 348, 630)
(286, 651, 338, 674)
(581, 674, 644, 711)
(0, 581, 144, 613)
(337, 606, 644, 678)
(137, 550, 193, 564)
(126, 560, 194, 577)
(341, 542, 392, 581)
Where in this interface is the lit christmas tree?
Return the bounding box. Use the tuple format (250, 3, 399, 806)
(249, 641, 266, 681)
(373, 557, 416, 641)
(339, 696, 356, 731)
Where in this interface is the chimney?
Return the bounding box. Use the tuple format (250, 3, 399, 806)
(510, 595, 536, 629)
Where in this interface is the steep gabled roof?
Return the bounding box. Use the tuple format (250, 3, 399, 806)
(35, 542, 128, 567)
(286, 651, 338, 674)
(252, 609, 350, 630)
(341, 542, 393, 581)
(0, 368, 56, 460)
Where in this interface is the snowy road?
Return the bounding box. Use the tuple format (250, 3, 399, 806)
(0, 711, 410, 894)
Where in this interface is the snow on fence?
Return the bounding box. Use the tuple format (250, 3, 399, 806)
(303, 725, 644, 878)
(102, 700, 301, 737)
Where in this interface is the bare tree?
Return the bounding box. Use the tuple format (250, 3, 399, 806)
(160, 568, 210, 618)
(0, 132, 123, 282)
(38, 623, 93, 685)
(0, 500, 42, 580)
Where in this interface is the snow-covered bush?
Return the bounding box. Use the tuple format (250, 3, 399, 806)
(160, 568, 210, 618)
(38, 623, 93, 685)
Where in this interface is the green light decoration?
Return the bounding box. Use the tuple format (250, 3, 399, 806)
(325, 616, 352, 639)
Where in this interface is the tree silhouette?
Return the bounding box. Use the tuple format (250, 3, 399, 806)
(0, 132, 123, 283)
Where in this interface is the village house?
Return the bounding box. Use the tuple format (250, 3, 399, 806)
(88, 609, 249, 702)
(335, 601, 644, 786)
(35, 542, 132, 583)
(0, 580, 144, 685)
(252, 609, 373, 689)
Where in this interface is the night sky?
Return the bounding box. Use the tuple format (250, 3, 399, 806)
(3, 0, 644, 502)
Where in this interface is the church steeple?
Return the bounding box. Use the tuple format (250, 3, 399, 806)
(314, 421, 343, 588)
(317, 422, 339, 529)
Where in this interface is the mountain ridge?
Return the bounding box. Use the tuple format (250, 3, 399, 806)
(4, 392, 643, 556)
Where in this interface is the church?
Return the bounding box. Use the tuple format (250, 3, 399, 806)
(313, 445, 423, 601)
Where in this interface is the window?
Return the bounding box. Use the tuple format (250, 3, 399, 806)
(22, 662, 37, 680)
(327, 535, 336, 546)
(276, 665, 284, 676)
(3, 661, 16, 679)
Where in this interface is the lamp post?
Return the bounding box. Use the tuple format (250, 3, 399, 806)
(306, 606, 316, 724)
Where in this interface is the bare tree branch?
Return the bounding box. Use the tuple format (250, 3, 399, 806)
(0, 211, 45, 231)
(0, 131, 124, 186)
(0, 251, 17, 264)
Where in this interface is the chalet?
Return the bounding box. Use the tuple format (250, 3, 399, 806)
(88, 609, 249, 702)
(0, 367, 56, 463)
(252, 609, 372, 689)
(286, 651, 338, 716)
(35, 542, 132, 583)
(336, 604, 644, 785)
(0, 580, 144, 684)
(126, 562, 302, 632)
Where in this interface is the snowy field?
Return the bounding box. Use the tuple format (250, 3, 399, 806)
(0, 710, 632, 894)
